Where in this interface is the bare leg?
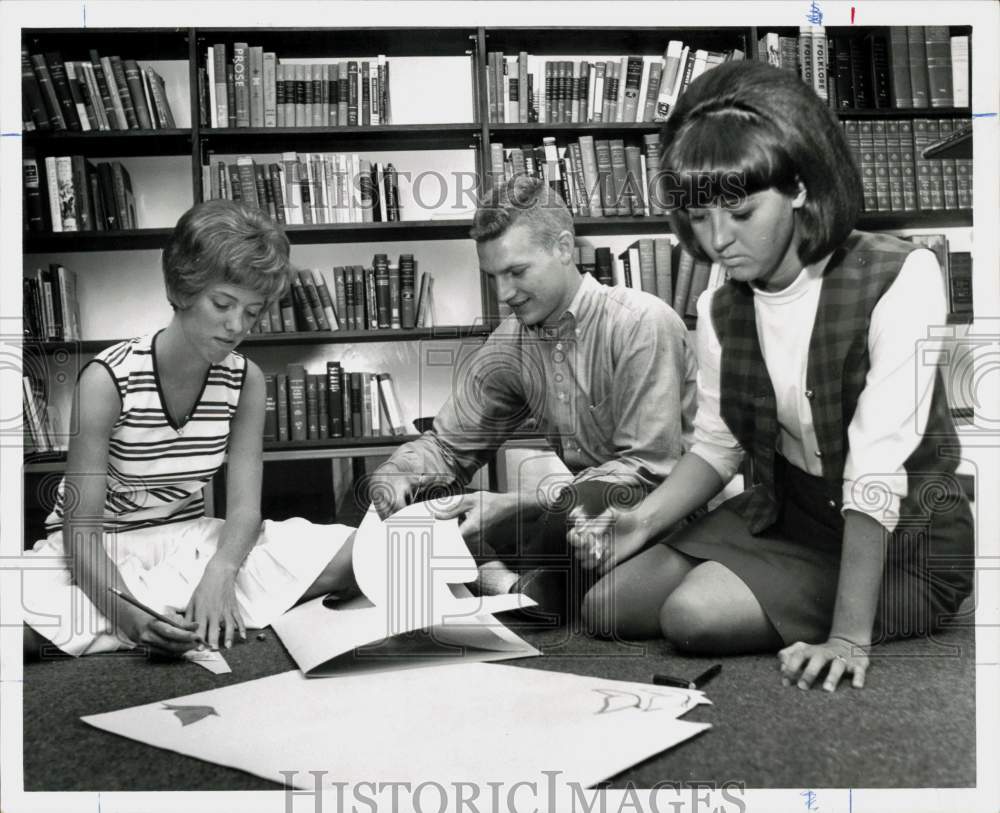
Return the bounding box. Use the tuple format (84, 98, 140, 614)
(660, 561, 782, 654)
(297, 532, 359, 604)
(581, 544, 699, 639)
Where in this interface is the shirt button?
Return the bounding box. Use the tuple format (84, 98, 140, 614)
(553, 352, 565, 364)
(814, 450, 823, 458)
(556, 343, 563, 351)
(828, 500, 837, 508)
(554, 373, 564, 383)
(558, 393, 565, 401)
(805, 389, 814, 398)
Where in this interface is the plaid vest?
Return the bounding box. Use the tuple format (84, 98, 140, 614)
(711, 230, 961, 533)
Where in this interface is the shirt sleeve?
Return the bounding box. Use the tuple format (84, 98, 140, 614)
(688, 288, 745, 482)
(381, 326, 529, 488)
(842, 248, 947, 532)
(573, 299, 696, 491)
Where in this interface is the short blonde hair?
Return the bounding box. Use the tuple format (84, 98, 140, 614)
(162, 199, 290, 310)
(470, 175, 574, 248)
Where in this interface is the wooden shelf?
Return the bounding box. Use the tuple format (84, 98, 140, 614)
(201, 124, 480, 153)
(482, 27, 748, 56)
(23, 228, 175, 253)
(835, 107, 973, 120)
(489, 122, 660, 139)
(263, 436, 419, 453)
(857, 210, 973, 230)
(283, 219, 475, 244)
(23, 129, 193, 158)
(29, 325, 493, 355)
(193, 27, 478, 57)
(573, 215, 672, 237)
(22, 27, 192, 60)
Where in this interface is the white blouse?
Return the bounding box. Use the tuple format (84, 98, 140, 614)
(690, 248, 947, 532)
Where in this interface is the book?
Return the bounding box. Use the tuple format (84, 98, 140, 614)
(263, 375, 277, 441)
(377, 373, 407, 435)
(947, 251, 973, 315)
(23, 158, 46, 231)
(924, 26, 954, 107)
(326, 362, 345, 438)
(286, 364, 308, 441)
(275, 373, 289, 442)
(672, 248, 695, 316)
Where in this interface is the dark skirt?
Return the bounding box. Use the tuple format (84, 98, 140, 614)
(663, 457, 974, 645)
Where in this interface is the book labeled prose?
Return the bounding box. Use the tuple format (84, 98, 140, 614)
(272, 502, 539, 677)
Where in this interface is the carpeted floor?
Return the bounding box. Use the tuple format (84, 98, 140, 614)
(21, 607, 976, 791)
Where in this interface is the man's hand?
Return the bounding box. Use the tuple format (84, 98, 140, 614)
(429, 491, 518, 545)
(367, 465, 423, 519)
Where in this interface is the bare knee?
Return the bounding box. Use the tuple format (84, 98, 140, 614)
(658, 590, 720, 653)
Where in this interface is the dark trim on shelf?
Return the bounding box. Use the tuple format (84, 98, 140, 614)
(835, 107, 974, 120)
(262, 436, 419, 453)
(573, 215, 673, 236)
(857, 210, 973, 230)
(23, 229, 175, 253)
(30, 325, 494, 355)
(200, 123, 480, 152)
(22, 130, 194, 158)
(489, 122, 661, 136)
(283, 220, 475, 244)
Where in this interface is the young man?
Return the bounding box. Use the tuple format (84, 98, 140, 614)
(368, 175, 697, 621)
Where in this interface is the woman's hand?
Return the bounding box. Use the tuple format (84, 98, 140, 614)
(778, 636, 870, 692)
(115, 604, 202, 656)
(185, 559, 246, 649)
(566, 505, 647, 575)
(430, 491, 517, 545)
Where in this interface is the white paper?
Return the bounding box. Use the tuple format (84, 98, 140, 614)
(82, 662, 711, 791)
(272, 503, 539, 676)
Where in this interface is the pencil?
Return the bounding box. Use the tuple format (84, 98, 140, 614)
(107, 587, 201, 639)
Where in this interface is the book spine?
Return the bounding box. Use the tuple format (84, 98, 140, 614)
(885, 120, 905, 211)
(275, 373, 289, 442)
(123, 59, 153, 129)
(924, 26, 954, 107)
(872, 119, 891, 212)
(286, 365, 307, 441)
(44, 52, 82, 131)
(857, 120, 877, 211)
(888, 27, 912, 108)
(608, 139, 630, 216)
(108, 56, 138, 129)
(305, 373, 320, 439)
(594, 139, 615, 217)
(233, 43, 249, 127)
(653, 237, 673, 305)
(311, 269, 339, 330)
(263, 52, 277, 127)
(637, 239, 656, 294)
(23, 158, 46, 231)
(672, 248, 695, 315)
(30, 54, 67, 129)
(63, 61, 91, 131)
(301, 269, 330, 330)
(99, 56, 128, 129)
(594, 247, 613, 286)
(897, 119, 918, 211)
(326, 362, 344, 438)
(250, 46, 264, 127)
(624, 144, 644, 217)
(71, 155, 92, 230)
(21, 48, 49, 129)
(906, 26, 930, 108)
(263, 375, 277, 441)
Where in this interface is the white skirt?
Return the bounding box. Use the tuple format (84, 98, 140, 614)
(22, 516, 352, 657)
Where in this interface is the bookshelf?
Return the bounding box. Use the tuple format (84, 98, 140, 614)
(20, 23, 979, 533)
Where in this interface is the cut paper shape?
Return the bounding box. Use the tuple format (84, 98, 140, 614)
(272, 502, 540, 677)
(161, 703, 219, 726)
(183, 648, 231, 674)
(83, 663, 711, 791)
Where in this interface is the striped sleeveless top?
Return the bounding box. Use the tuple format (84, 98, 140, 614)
(45, 332, 247, 535)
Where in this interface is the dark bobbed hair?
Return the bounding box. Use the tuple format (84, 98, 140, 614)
(469, 174, 575, 248)
(162, 199, 291, 310)
(659, 61, 861, 265)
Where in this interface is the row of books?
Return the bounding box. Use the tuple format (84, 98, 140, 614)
(760, 27, 969, 109)
(616, 239, 718, 319)
(906, 235, 973, 316)
(21, 48, 176, 132)
(202, 153, 401, 226)
(841, 118, 973, 212)
(23, 264, 81, 341)
(200, 43, 392, 129)
(264, 364, 407, 442)
(485, 41, 744, 124)
(23, 376, 63, 454)
(250, 260, 436, 335)
(23, 156, 138, 233)
(490, 133, 665, 218)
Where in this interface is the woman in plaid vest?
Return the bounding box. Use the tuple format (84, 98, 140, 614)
(571, 61, 973, 692)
